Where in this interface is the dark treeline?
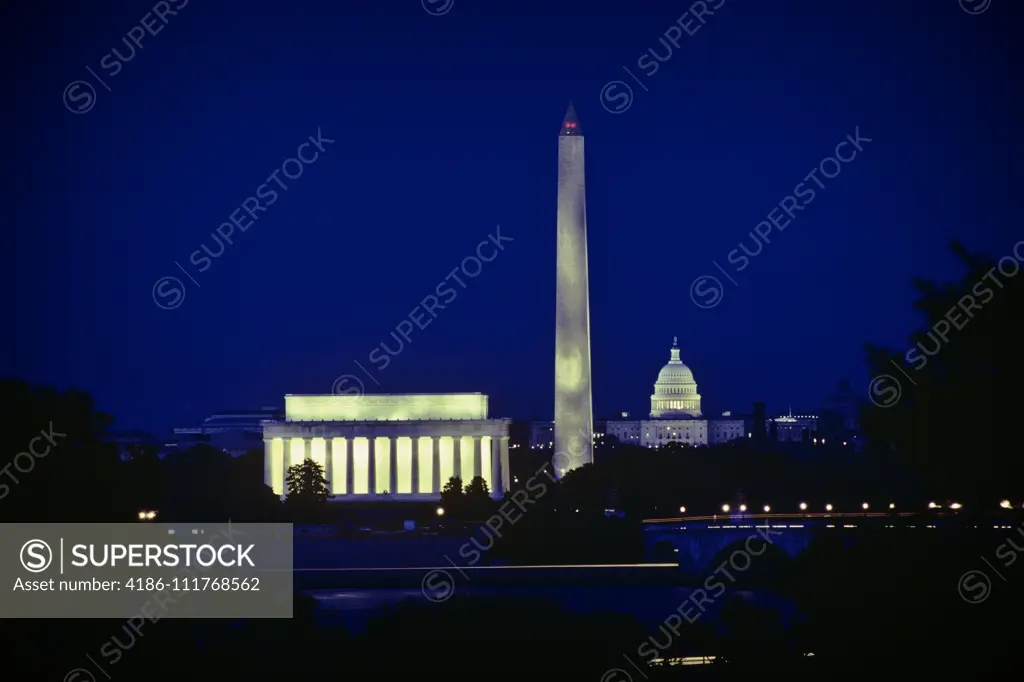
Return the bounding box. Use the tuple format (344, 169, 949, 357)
(0, 379, 921, 530)
(513, 439, 919, 516)
(863, 240, 1024, 500)
(0, 380, 281, 523)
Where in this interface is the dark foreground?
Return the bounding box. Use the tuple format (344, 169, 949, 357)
(8, 589, 1021, 680)
(8, 527, 1024, 680)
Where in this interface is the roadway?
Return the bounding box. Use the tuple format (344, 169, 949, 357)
(643, 511, 1020, 530)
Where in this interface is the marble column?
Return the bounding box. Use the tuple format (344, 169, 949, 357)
(499, 436, 510, 492)
(345, 438, 354, 497)
(490, 436, 501, 494)
(388, 436, 398, 496)
(470, 436, 482, 481)
(452, 436, 461, 484)
(324, 437, 333, 494)
(411, 436, 420, 494)
(263, 439, 273, 487)
(367, 436, 377, 495)
(280, 437, 290, 494)
(432, 436, 441, 495)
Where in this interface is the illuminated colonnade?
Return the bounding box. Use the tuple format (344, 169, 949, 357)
(262, 394, 511, 501)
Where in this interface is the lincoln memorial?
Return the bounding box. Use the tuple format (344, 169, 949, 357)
(262, 393, 511, 501)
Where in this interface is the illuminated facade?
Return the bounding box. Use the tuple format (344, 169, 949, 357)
(604, 339, 744, 447)
(649, 338, 702, 418)
(262, 394, 510, 501)
(602, 418, 640, 444)
(554, 102, 594, 476)
(772, 410, 818, 442)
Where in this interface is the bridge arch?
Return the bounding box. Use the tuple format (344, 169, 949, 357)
(651, 540, 677, 564)
(645, 526, 814, 576)
(703, 536, 794, 584)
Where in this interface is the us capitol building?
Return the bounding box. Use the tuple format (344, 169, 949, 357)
(606, 338, 744, 447)
(534, 338, 745, 449)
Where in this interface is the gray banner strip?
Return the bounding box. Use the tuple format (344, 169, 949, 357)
(2, 523, 293, 618)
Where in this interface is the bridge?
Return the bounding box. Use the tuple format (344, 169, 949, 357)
(641, 511, 1018, 575)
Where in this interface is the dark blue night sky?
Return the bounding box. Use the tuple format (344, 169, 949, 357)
(5, 0, 1018, 435)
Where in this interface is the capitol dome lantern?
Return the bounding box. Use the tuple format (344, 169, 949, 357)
(650, 337, 702, 418)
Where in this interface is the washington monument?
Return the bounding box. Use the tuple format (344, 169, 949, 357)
(553, 102, 593, 477)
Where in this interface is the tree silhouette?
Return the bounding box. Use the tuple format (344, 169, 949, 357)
(558, 463, 607, 514)
(0, 379, 124, 522)
(440, 475, 464, 515)
(285, 459, 331, 502)
(284, 459, 331, 520)
(0, 379, 288, 524)
(160, 443, 282, 521)
(122, 442, 162, 511)
(463, 475, 492, 519)
(463, 475, 489, 498)
(862, 240, 1024, 501)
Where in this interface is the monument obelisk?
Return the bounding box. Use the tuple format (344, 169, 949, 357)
(553, 102, 593, 477)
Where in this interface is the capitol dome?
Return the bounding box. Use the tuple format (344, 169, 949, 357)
(650, 337, 702, 418)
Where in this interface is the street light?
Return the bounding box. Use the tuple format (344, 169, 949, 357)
(436, 507, 445, 516)
(889, 503, 895, 509)
(825, 503, 833, 512)
(763, 505, 771, 513)
(950, 502, 963, 510)
(722, 504, 730, 513)
(679, 506, 687, 514)
(862, 502, 869, 510)
(799, 502, 807, 511)
(739, 504, 747, 512)
(1000, 500, 1012, 509)
(928, 501, 938, 509)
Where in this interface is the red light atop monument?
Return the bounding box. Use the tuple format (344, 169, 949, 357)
(559, 102, 581, 137)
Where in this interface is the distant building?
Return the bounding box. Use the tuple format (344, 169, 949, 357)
(709, 415, 745, 443)
(530, 419, 606, 449)
(534, 343, 859, 453)
(771, 409, 818, 442)
(604, 415, 640, 444)
(173, 407, 282, 456)
(530, 421, 553, 449)
(604, 339, 744, 448)
(508, 420, 532, 450)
